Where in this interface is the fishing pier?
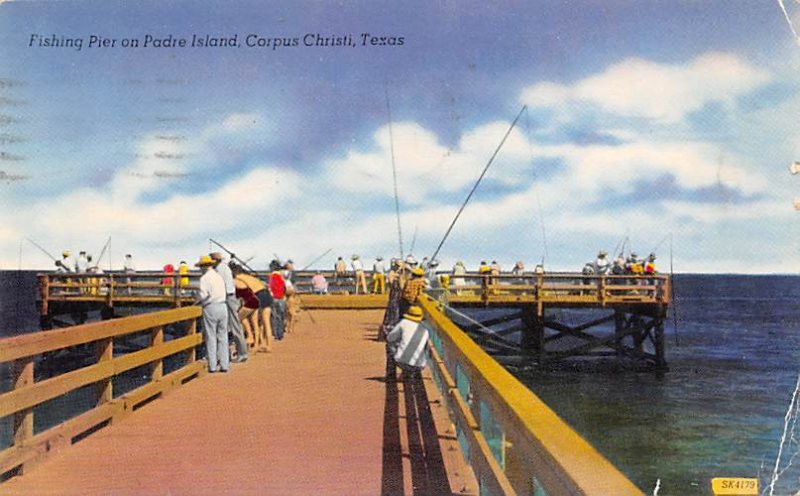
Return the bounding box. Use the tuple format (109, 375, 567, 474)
(0, 269, 670, 494)
(38, 270, 671, 369)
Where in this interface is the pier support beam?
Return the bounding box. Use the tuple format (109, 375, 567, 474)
(520, 306, 545, 365)
(614, 311, 626, 359)
(654, 305, 666, 370)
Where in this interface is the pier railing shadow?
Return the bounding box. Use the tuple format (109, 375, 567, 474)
(381, 353, 452, 496)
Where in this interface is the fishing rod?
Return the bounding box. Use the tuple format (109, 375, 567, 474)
(26, 238, 57, 262)
(409, 225, 418, 255)
(649, 234, 670, 255)
(525, 106, 548, 270)
(611, 236, 626, 260)
(300, 248, 332, 271)
(428, 105, 527, 263)
(95, 236, 111, 268)
(209, 238, 258, 274)
(616, 236, 630, 258)
(385, 83, 404, 260)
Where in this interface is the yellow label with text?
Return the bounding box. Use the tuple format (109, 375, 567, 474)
(711, 478, 758, 495)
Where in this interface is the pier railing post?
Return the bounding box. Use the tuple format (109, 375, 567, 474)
(12, 357, 34, 450)
(39, 275, 49, 316)
(599, 275, 606, 306)
(151, 326, 164, 381)
(97, 338, 113, 405)
(187, 319, 197, 363)
(535, 272, 544, 316)
(173, 277, 180, 308)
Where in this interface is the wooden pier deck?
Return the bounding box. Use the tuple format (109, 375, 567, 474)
(1, 310, 475, 495)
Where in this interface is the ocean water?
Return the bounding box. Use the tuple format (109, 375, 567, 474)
(1, 272, 799, 494)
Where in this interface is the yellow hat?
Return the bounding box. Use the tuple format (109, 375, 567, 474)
(403, 306, 423, 322)
(411, 267, 425, 276)
(62, 250, 70, 257)
(195, 255, 215, 267)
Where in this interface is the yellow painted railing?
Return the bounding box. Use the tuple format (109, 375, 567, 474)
(38, 272, 669, 318)
(434, 273, 670, 309)
(418, 295, 644, 495)
(0, 306, 203, 477)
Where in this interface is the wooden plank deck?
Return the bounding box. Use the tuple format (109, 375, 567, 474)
(2, 310, 475, 495)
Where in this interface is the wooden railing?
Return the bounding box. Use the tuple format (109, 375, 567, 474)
(38, 272, 201, 313)
(430, 272, 670, 308)
(36, 271, 669, 323)
(0, 306, 203, 477)
(418, 295, 644, 495)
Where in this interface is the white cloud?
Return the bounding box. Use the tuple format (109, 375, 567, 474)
(218, 113, 264, 132)
(0, 67, 793, 274)
(547, 140, 768, 198)
(325, 121, 539, 204)
(521, 52, 771, 124)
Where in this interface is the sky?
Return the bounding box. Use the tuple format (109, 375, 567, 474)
(0, 0, 799, 273)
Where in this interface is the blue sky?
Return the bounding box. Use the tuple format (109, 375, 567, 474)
(0, 0, 799, 272)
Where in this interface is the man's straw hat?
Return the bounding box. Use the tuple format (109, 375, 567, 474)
(403, 306, 423, 322)
(195, 255, 215, 267)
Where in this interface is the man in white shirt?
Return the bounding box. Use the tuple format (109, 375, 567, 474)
(386, 305, 429, 374)
(123, 254, 136, 295)
(372, 256, 386, 294)
(60, 250, 75, 272)
(76, 251, 89, 294)
(210, 252, 248, 363)
(76, 251, 88, 273)
(195, 255, 229, 373)
(351, 254, 367, 294)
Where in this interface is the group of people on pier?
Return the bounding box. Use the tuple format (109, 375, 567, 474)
(582, 251, 658, 277)
(326, 254, 548, 296)
(194, 252, 297, 373)
(53, 249, 110, 295)
(381, 256, 433, 378)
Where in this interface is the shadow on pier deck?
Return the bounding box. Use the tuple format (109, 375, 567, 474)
(1, 309, 474, 495)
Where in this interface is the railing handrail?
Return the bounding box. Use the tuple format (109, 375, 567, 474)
(0, 307, 204, 479)
(419, 295, 643, 495)
(0, 306, 201, 363)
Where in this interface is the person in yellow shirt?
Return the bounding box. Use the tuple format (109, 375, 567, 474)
(179, 260, 189, 295)
(372, 256, 386, 294)
(400, 267, 426, 315)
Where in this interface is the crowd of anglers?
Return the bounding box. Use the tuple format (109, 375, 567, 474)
(194, 253, 299, 373)
(46, 247, 661, 375)
(53, 248, 298, 374)
(581, 250, 658, 277)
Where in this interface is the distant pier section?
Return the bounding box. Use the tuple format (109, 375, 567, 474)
(37, 270, 671, 369)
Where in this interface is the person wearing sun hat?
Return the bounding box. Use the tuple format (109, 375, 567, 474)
(371, 256, 386, 294)
(210, 251, 248, 363)
(195, 255, 229, 373)
(351, 254, 367, 294)
(386, 305, 430, 373)
(400, 266, 426, 316)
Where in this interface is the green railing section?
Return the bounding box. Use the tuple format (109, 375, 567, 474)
(418, 295, 644, 496)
